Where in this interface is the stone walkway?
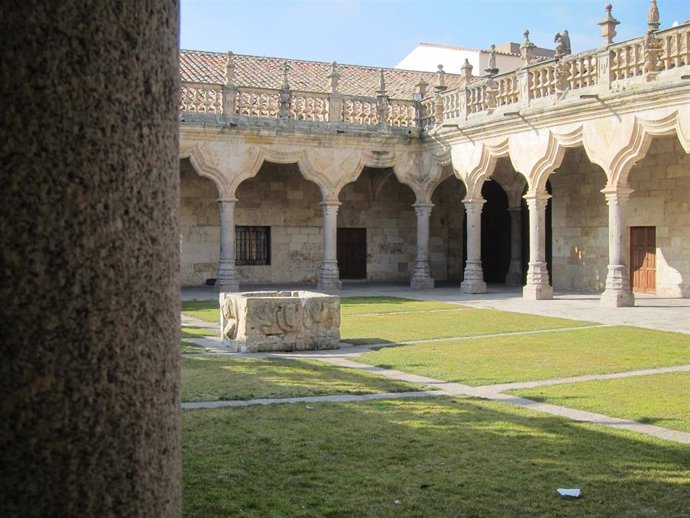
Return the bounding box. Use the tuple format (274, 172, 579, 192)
(181, 285, 690, 444)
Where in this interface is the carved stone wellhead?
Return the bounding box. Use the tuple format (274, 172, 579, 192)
(220, 291, 341, 352)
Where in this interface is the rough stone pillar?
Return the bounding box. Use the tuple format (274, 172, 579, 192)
(218, 196, 240, 292)
(601, 188, 635, 307)
(461, 199, 487, 294)
(1, 2, 181, 517)
(505, 207, 523, 285)
(411, 202, 435, 289)
(523, 192, 553, 300)
(318, 201, 342, 290)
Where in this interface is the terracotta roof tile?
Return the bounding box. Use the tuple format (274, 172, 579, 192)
(180, 50, 464, 99)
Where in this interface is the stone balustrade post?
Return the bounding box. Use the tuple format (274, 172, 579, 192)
(523, 191, 553, 300)
(317, 200, 342, 290)
(460, 198, 487, 294)
(596, 49, 614, 89)
(600, 188, 635, 307)
(217, 196, 239, 292)
(517, 68, 530, 109)
(328, 93, 343, 123)
(222, 51, 238, 115)
(411, 202, 434, 289)
(505, 207, 523, 285)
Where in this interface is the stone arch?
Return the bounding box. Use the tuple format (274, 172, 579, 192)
(180, 143, 232, 197)
(450, 138, 510, 201)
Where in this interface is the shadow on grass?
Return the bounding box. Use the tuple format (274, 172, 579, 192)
(183, 396, 690, 517)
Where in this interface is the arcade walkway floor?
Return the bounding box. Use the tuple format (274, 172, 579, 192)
(181, 282, 689, 335)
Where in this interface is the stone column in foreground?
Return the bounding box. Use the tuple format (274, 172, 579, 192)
(318, 200, 342, 290)
(411, 202, 435, 289)
(505, 207, 523, 285)
(1, 1, 181, 516)
(600, 188, 635, 307)
(217, 196, 240, 292)
(523, 191, 553, 300)
(461, 198, 487, 294)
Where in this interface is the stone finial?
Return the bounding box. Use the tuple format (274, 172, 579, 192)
(326, 61, 340, 93)
(485, 44, 499, 76)
(647, 0, 660, 33)
(554, 30, 571, 57)
(520, 30, 536, 65)
(415, 78, 429, 98)
(281, 61, 291, 90)
(376, 69, 387, 96)
(598, 4, 620, 46)
(460, 58, 474, 83)
(435, 64, 447, 91)
(225, 51, 236, 87)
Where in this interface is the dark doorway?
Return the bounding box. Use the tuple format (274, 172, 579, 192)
(630, 226, 656, 293)
(337, 227, 367, 279)
(481, 180, 511, 283)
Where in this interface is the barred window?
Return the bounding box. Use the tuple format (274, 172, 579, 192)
(235, 226, 270, 265)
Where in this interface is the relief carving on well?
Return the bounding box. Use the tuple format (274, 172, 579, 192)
(219, 291, 341, 353)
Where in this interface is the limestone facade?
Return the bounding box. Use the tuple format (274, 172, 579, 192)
(179, 9, 690, 306)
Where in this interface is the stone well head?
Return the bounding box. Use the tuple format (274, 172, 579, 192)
(220, 290, 341, 353)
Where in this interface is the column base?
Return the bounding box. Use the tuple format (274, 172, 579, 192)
(217, 280, 240, 292)
(460, 262, 486, 294)
(317, 278, 342, 291)
(522, 284, 553, 300)
(411, 276, 434, 289)
(318, 263, 341, 291)
(600, 289, 635, 307)
(217, 262, 239, 292)
(505, 261, 523, 286)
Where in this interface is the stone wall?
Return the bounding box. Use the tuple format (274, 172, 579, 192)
(339, 168, 417, 281)
(431, 175, 466, 281)
(628, 136, 690, 297)
(550, 148, 609, 291)
(180, 160, 220, 285)
(236, 162, 323, 284)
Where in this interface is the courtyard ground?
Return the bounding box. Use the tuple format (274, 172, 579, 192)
(180, 285, 690, 517)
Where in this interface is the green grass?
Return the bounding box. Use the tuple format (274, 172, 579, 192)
(181, 325, 215, 339)
(511, 372, 690, 433)
(356, 326, 690, 385)
(181, 341, 208, 354)
(341, 306, 592, 345)
(181, 356, 424, 402)
(182, 300, 218, 323)
(183, 397, 690, 517)
(340, 296, 464, 315)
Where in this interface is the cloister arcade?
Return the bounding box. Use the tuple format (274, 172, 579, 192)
(179, 16, 690, 307)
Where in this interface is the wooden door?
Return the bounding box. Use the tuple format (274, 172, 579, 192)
(337, 228, 367, 279)
(630, 226, 656, 293)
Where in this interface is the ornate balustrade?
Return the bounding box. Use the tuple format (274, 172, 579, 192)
(435, 22, 689, 125)
(179, 23, 689, 133)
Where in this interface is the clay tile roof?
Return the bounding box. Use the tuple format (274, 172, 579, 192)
(180, 49, 465, 99)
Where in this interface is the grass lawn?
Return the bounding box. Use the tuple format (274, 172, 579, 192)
(511, 372, 690, 433)
(181, 325, 215, 339)
(356, 326, 690, 385)
(182, 341, 208, 354)
(341, 306, 592, 345)
(182, 300, 218, 323)
(183, 397, 690, 517)
(340, 296, 464, 315)
(181, 356, 424, 402)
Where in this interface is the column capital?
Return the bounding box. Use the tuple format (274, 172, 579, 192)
(218, 195, 237, 204)
(522, 190, 551, 202)
(601, 186, 633, 200)
(412, 202, 434, 209)
(320, 200, 341, 210)
(462, 196, 486, 206)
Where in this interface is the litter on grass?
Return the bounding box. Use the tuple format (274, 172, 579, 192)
(557, 488, 581, 498)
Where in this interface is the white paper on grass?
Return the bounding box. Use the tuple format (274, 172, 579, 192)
(557, 488, 581, 498)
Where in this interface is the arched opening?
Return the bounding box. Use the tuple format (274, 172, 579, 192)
(339, 167, 416, 282)
(180, 157, 221, 286)
(627, 135, 690, 297)
(235, 161, 323, 285)
(549, 147, 606, 291)
(481, 179, 511, 283)
(430, 172, 466, 283)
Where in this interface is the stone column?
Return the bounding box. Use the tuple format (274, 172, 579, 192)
(2, 1, 181, 516)
(505, 207, 523, 285)
(523, 192, 553, 299)
(411, 202, 434, 289)
(461, 199, 487, 294)
(217, 196, 239, 292)
(318, 200, 342, 290)
(601, 188, 635, 307)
